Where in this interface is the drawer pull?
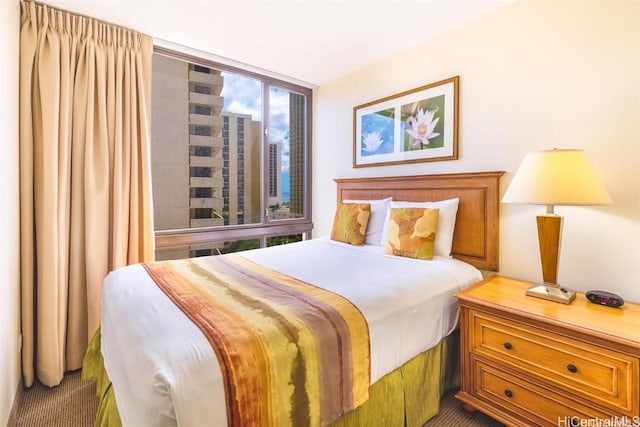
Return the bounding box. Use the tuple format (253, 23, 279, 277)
(503, 342, 513, 350)
(567, 364, 578, 373)
(504, 389, 513, 398)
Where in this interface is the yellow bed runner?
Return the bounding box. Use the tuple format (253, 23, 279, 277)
(142, 254, 370, 427)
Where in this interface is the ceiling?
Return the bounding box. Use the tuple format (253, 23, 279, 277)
(43, 0, 512, 86)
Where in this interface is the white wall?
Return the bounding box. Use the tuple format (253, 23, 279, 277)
(0, 0, 22, 423)
(314, 0, 640, 301)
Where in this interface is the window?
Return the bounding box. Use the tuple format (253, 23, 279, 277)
(192, 104, 212, 115)
(151, 49, 312, 260)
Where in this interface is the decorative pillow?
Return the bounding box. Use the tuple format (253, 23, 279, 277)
(330, 203, 371, 245)
(343, 197, 391, 246)
(379, 198, 459, 258)
(384, 208, 439, 260)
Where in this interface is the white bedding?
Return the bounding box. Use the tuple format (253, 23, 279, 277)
(101, 237, 482, 426)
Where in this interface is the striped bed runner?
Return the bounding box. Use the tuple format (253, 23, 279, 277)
(142, 253, 370, 427)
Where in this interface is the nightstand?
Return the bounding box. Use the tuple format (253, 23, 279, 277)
(455, 275, 640, 426)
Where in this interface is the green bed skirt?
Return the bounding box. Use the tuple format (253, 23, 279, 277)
(82, 329, 460, 427)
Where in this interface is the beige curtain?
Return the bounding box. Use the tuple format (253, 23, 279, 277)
(19, 1, 155, 387)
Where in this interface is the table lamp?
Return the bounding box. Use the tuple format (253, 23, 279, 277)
(501, 149, 612, 304)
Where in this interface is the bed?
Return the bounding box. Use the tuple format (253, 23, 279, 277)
(82, 171, 503, 427)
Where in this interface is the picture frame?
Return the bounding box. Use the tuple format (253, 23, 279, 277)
(353, 76, 459, 168)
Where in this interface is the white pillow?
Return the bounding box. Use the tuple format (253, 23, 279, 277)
(380, 198, 460, 257)
(343, 197, 392, 246)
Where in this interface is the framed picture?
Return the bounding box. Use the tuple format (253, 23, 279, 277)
(353, 76, 459, 168)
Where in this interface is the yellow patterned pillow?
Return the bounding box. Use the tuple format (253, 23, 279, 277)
(384, 207, 439, 260)
(330, 203, 371, 245)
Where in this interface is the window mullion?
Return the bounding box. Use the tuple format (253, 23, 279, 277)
(262, 83, 271, 225)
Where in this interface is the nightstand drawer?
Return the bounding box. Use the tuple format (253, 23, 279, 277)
(472, 359, 612, 426)
(470, 309, 639, 415)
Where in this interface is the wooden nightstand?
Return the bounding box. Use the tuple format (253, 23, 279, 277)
(455, 275, 640, 426)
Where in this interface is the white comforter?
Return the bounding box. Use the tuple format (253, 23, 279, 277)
(101, 238, 482, 426)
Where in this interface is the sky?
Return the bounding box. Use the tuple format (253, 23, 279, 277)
(221, 72, 291, 177)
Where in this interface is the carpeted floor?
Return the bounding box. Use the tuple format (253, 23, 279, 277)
(424, 393, 505, 427)
(13, 371, 98, 426)
(12, 370, 505, 426)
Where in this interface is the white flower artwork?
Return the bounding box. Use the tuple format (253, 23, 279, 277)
(406, 108, 440, 148)
(362, 132, 384, 153)
(353, 76, 458, 167)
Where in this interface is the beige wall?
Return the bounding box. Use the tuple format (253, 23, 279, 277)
(0, 0, 22, 423)
(314, 0, 640, 301)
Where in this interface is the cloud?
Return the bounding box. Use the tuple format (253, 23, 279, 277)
(267, 88, 290, 172)
(221, 72, 292, 173)
(221, 72, 262, 120)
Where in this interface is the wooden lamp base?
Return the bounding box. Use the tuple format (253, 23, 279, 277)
(525, 214, 576, 304)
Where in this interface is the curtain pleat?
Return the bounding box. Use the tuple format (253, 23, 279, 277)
(19, 1, 155, 387)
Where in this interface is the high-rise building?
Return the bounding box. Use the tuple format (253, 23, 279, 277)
(268, 142, 282, 206)
(289, 92, 305, 218)
(221, 112, 260, 226)
(188, 64, 225, 229)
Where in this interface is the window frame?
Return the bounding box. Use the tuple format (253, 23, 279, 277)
(152, 46, 313, 251)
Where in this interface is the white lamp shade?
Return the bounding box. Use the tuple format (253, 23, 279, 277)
(502, 149, 612, 206)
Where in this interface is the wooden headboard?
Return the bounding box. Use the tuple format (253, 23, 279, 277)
(334, 171, 504, 271)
